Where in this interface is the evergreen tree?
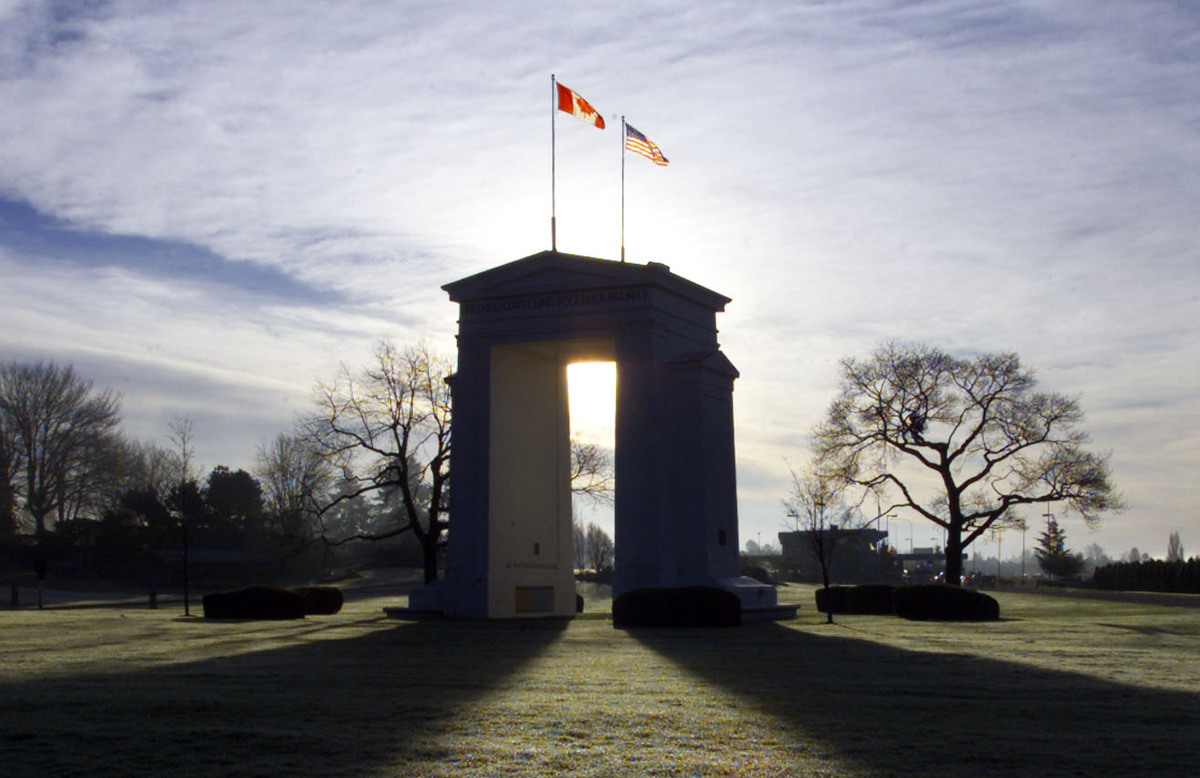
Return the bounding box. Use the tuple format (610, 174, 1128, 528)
(1035, 518, 1085, 579)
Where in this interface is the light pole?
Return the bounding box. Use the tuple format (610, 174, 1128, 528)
(996, 528, 1002, 581)
(890, 516, 914, 553)
(884, 513, 897, 551)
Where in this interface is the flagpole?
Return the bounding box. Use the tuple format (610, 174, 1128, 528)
(620, 115, 626, 262)
(551, 73, 557, 251)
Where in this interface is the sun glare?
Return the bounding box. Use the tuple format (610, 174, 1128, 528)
(567, 361, 616, 442)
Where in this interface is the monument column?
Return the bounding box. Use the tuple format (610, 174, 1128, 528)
(663, 351, 742, 583)
(612, 324, 670, 596)
(424, 337, 489, 617)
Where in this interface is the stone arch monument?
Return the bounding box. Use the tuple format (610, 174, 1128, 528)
(407, 250, 781, 619)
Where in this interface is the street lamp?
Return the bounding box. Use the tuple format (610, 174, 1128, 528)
(995, 527, 1002, 581)
(883, 513, 897, 551)
(890, 516, 914, 553)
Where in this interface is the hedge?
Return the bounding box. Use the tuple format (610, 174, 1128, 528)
(203, 585, 306, 620)
(814, 584, 897, 615)
(292, 586, 344, 615)
(893, 584, 999, 621)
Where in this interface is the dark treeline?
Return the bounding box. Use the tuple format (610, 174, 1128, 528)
(0, 358, 434, 589)
(2, 449, 427, 587)
(1092, 558, 1200, 594)
(3, 349, 611, 590)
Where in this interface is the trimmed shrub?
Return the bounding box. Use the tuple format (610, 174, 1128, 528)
(613, 586, 741, 628)
(893, 584, 999, 621)
(203, 585, 305, 620)
(815, 584, 897, 615)
(293, 586, 343, 615)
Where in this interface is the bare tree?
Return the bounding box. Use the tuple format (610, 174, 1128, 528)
(1, 413, 22, 536)
(53, 430, 127, 525)
(583, 522, 614, 573)
(745, 538, 781, 556)
(570, 438, 614, 506)
(1082, 542, 1110, 571)
(784, 464, 867, 623)
(572, 511, 587, 571)
(1167, 531, 1185, 563)
(813, 342, 1122, 585)
(115, 437, 184, 498)
(0, 361, 122, 537)
(167, 417, 200, 616)
(307, 341, 451, 584)
(255, 432, 331, 554)
(167, 417, 199, 481)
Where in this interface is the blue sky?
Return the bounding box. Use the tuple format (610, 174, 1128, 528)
(1, 0, 1197, 560)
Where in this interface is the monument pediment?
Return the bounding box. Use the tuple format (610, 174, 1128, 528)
(444, 250, 730, 311)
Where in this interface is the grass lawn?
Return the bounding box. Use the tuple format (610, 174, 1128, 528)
(1, 582, 1198, 777)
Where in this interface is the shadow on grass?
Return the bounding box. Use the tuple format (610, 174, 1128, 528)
(631, 622, 1199, 778)
(0, 617, 567, 778)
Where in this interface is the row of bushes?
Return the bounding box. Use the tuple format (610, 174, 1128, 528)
(815, 584, 1000, 621)
(202, 585, 343, 620)
(1092, 558, 1200, 594)
(610, 583, 1001, 627)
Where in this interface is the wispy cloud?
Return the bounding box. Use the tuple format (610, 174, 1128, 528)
(1, 0, 1197, 555)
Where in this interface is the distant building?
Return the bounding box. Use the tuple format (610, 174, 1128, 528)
(777, 528, 901, 584)
(896, 547, 951, 583)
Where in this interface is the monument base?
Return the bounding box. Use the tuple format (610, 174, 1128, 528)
(716, 576, 799, 621)
(382, 584, 445, 620)
(740, 603, 802, 621)
(382, 605, 444, 620)
(388, 577, 798, 623)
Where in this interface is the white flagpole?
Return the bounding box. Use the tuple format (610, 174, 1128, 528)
(551, 74, 557, 251)
(620, 116, 626, 262)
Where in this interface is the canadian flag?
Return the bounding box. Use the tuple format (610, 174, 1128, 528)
(556, 82, 606, 129)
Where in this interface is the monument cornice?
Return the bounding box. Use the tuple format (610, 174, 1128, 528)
(442, 250, 731, 313)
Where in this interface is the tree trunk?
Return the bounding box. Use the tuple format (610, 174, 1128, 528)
(820, 554, 834, 623)
(32, 508, 48, 538)
(945, 524, 964, 586)
(0, 483, 14, 536)
(422, 535, 438, 584)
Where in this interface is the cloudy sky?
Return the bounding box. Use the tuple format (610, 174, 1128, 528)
(2, 0, 1196, 561)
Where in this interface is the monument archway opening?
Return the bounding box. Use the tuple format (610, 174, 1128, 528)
(567, 359, 616, 558)
(406, 251, 786, 621)
(567, 360, 616, 454)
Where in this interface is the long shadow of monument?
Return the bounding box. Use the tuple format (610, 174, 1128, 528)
(632, 622, 1199, 777)
(0, 618, 565, 777)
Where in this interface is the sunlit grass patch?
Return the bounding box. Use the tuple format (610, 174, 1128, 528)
(1, 587, 1197, 777)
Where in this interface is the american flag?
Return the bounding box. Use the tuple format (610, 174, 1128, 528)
(625, 123, 669, 166)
